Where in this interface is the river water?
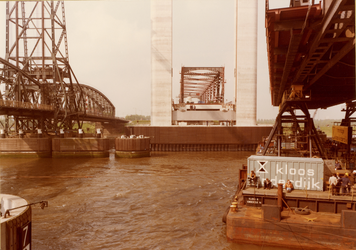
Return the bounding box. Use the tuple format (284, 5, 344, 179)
(1, 152, 288, 249)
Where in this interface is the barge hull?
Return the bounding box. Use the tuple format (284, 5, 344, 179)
(227, 207, 356, 249)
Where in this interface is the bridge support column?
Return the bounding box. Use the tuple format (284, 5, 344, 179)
(0, 129, 5, 138)
(4, 115, 9, 136)
(235, 0, 258, 125)
(151, 0, 172, 126)
(39, 116, 44, 132)
(261, 101, 326, 158)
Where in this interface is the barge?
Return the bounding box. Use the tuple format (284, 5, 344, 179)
(225, 155, 356, 249)
(224, 0, 356, 247)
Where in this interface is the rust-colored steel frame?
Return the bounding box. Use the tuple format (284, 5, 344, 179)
(265, 0, 355, 108)
(179, 67, 225, 104)
(341, 101, 356, 126)
(337, 100, 356, 163)
(0, 1, 115, 134)
(261, 100, 326, 159)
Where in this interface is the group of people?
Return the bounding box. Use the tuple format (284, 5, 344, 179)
(249, 169, 355, 195)
(189, 105, 197, 110)
(249, 170, 293, 192)
(263, 178, 294, 192)
(328, 172, 354, 195)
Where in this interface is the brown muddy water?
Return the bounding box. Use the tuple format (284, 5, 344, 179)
(1, 152, 291, 249)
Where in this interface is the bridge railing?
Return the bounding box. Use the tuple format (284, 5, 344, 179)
(85, 109, 115, 118)
(0, 99, 115, 118)
(0, 99, 54, 111)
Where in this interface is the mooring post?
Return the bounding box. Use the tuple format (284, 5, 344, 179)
(277, 183, 283, 210)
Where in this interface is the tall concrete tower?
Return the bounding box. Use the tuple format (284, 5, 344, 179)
(235, 0, 258, 125)
(151, 0, 173, 126)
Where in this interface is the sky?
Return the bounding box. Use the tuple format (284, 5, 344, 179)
(0, 0, 350, 120)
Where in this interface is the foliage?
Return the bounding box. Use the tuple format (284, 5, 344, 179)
(127, 120, 150, 125)
(125, 114, 150, 121)
(73, 122, 96, 133)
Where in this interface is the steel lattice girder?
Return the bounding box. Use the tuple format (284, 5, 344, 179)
(179, 67, 225, 103)
(0, 1, 116, 133)
(265, 0, 355, 108)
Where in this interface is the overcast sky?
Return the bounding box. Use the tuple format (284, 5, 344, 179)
(0, 0, 348, 120)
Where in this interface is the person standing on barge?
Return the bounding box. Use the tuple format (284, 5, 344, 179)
(336, 172, 341, 180)
(329, 174, 338, 195)
(340, 174, 351, 194)
(345, 173, 352, 193)
(351, 171, 356, 186)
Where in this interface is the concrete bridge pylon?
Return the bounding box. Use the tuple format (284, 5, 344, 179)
(151, 0, 173, 126)
(235, 0, 258, 126)
(150, 0, 258, 126)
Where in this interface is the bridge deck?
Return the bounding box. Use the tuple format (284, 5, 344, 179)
(266, 0, 355, 108)
(0, 99, 125, 123)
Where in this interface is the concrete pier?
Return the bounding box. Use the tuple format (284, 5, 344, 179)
(0, 138, 52, 158)
(0, 125, 271, 157)
(151, 0, 173, 126)
(52, 138, 110, 158)
(116, 137, 151, 158)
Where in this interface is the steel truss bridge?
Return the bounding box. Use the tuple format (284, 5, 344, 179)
(0, 1, 124, 135)
(266, 0, 355, 108)
(261, 0, 355, 159)
(179, 67, 225, 104)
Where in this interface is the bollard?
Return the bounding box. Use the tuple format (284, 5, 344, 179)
(278, 183, 283, 211)
(230, 204, 237, 213)
(37, 129, 42, 138)
(78, 128, 83, 138)
(0, 129, 5, 138)
(19, 129, 24, 138)
(231, 201, 238, 210)
(96, 128, 101, 138)
(60, 129, 65, 138)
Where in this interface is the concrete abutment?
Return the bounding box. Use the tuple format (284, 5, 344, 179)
(0, 125, 271, 157)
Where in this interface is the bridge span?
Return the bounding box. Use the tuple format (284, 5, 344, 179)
(266, 0, 355, 108)
(260, 0, 355, 160)
(0, 1, 126, 136)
